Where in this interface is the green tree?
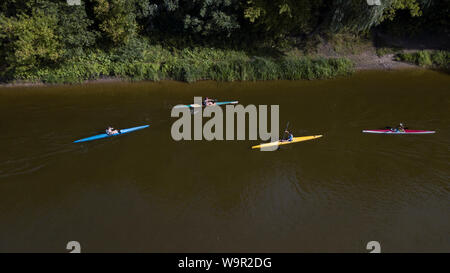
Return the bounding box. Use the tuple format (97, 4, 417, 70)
(58, 3, 97, 58)
(91, 0, 138, 45)
(0, 7, 62, 76)
(138, 0, 241, 44)
(242, 0, 322, 43)
(383, 0, 422, 21)
(0, 0, 34, 17)
(326, 0, 423, 33)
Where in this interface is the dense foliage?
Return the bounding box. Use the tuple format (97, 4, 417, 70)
(0, 0, 447, 83)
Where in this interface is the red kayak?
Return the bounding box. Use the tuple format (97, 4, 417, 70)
(362, 129, 435, 134)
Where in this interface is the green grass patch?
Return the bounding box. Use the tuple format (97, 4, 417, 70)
(11, 46, 354, 84)
(328, 33, 371, 55)
(376, 47, 402, 57)
(395, 50, 449, 70)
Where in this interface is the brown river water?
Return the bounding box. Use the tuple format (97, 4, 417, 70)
(0, 70, 449, 252)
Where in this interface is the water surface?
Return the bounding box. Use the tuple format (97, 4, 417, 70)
(0, 70, 449, 252)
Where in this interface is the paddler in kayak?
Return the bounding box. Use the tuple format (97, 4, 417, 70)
(106, 126, 120, 136)
(280, 130, 294, 142)
(390, 123, 405, 132)
(203, 97, 216, 106)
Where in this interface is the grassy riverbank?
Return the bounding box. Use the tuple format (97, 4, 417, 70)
(7, 45, 450, 86)
(6, 33, 447, 86)
(9, 46, 354, 84)
(3, 40, 448, 86)
(395, 50, 450, 71)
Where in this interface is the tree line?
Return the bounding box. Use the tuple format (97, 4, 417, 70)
(0, 0, 447, 82)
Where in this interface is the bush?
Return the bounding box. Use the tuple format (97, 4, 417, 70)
(416, 51, 432, 66)
(376, 47, 401, 57)
(396, 50, 449, 70)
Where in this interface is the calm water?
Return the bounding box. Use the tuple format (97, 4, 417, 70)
(0, 70, 449, 252)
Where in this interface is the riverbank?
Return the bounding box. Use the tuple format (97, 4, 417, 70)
(0, 45, 447, 88)
(289, 34, 448, 71)
(0, 46, 354, 85)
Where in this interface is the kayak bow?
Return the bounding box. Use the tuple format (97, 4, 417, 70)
(362, 129, 435, 134)
(73, 125, 149, 143)
(251, 135, 323, 149)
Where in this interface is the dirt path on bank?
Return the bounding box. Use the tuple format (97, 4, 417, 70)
(311, 40, 418, 70)
(349, 52, 416, 70)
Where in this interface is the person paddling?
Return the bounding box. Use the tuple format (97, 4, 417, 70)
(280, 130, 293, 142)
(106, 126, 120, 136)
(397, 123, 405, 132)
(390, 123, 405, 132)
(203, 97, 216, 106)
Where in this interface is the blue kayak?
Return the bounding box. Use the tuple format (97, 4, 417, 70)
(73, 125, 149, 143)
(174, 101, 238, 108)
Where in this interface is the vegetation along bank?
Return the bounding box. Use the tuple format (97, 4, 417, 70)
(0, 0, 448, 85)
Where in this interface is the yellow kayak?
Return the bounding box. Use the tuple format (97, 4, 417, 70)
(251, 135, 323, 149)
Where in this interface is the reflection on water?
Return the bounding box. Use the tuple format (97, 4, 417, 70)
(0, 70, 449, 252)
